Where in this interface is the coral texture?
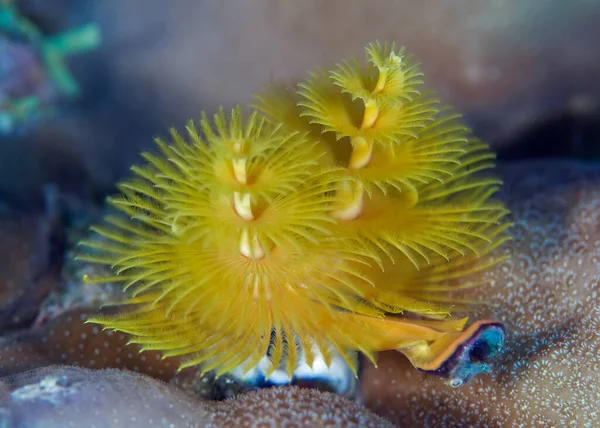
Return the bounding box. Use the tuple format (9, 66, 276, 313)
(78, 42, 509, 381)
(360, 160, 600, 426)
(0, 365, 392, 427)
(0, 308, 184, 381)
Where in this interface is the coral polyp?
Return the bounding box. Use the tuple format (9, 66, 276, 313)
(78, 42, 510, 384)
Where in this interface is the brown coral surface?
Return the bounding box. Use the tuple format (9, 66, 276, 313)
(0, 309, 185, 381)
(360, 160, 600, 426)
(0, 366, 393, 427)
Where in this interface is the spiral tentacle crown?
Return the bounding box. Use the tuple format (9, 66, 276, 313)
(79, 42, 510, 384)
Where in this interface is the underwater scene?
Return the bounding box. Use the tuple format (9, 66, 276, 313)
(0, 1, 599, 427)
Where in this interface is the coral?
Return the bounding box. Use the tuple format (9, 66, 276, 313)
(0, 306, 347, 400)
(360, 160, 600, 426)
(207, 383, 394, 427)
(0, 308, 184, 381)
(78, 42, 509, 383)
(0, 365, 393, 427)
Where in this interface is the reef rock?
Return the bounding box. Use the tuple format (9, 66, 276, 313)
(0, 365, 392, 427)
(360, 160, 600, 427)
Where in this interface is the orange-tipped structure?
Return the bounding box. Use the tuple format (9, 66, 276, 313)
(78, 42, 510, 385)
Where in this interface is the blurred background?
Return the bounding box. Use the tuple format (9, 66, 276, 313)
(1, 0, 599, 208)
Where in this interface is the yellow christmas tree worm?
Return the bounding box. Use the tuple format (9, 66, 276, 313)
(78, 42, 510, 386)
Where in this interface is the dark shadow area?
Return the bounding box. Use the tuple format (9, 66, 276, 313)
(497, 107, 600, 162)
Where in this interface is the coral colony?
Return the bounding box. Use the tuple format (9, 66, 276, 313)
(78, 42, 510, 388)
